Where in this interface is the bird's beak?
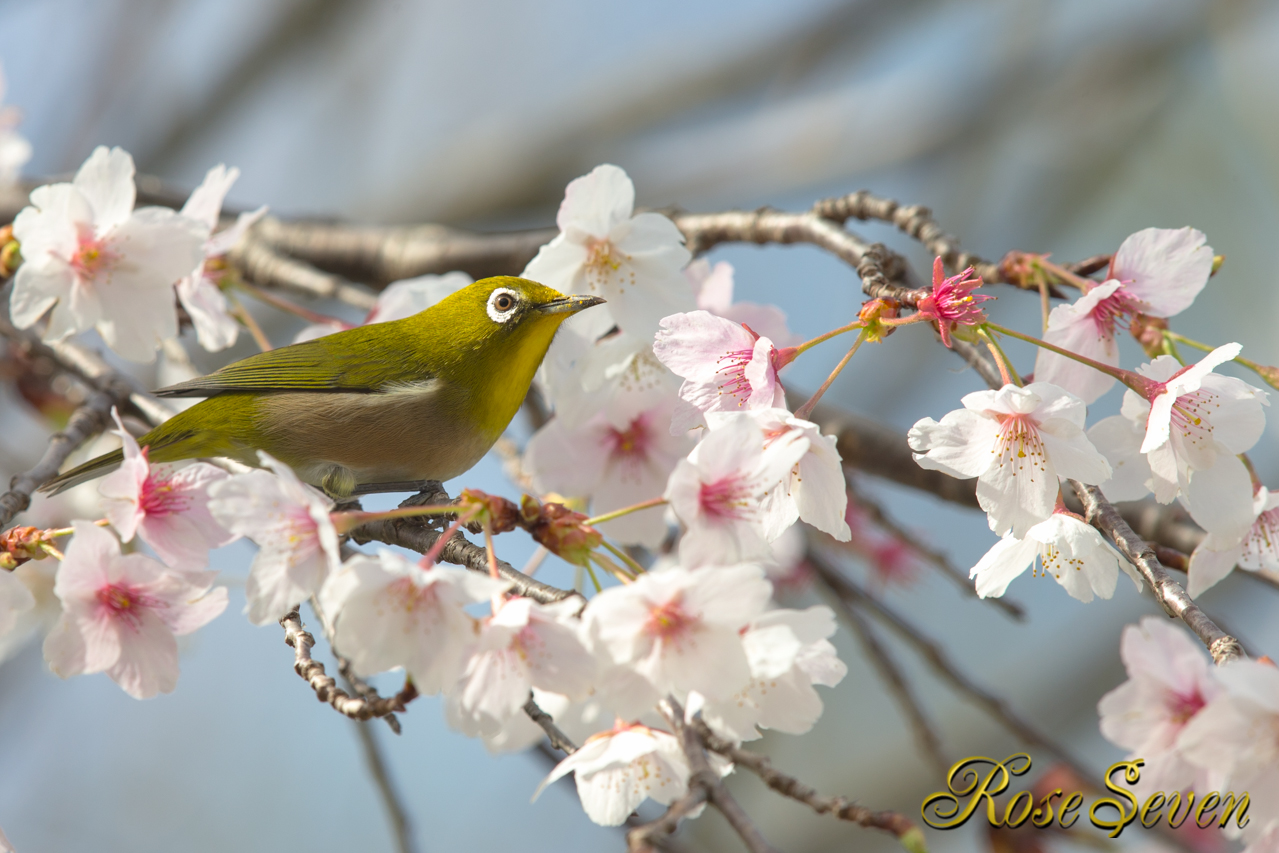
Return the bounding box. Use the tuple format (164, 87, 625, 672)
(535, 294, 606, 315)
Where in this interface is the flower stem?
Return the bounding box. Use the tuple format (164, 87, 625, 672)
(585, 497, 667, 527)
(40, 542, 64, 561)
(791, 320, 863, 357)
(794, 330, 868, 420)
(418, 510, 476, 569)
(983, 322, 1147, 393)
(227, 294, 273, 351)
(977, 328, 1021, 387)
(235, 279, 350, 327)
(1038, 258, 1096, 291)
(600, 539, 644, 579)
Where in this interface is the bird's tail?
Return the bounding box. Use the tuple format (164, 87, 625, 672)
(39, 448, 125, 495)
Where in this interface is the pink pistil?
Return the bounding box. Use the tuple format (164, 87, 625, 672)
(1167, 687, 1206, 724)
(698, 475, 753, 521)
(916, 257, 991, 347)
(67, 222, 119, 282)
(645, 595, 694, 640)
(96, 583, 158, 630)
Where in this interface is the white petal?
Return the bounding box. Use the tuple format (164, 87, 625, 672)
(73, 146, 135, 231)
(1112, 227, 1212, 317)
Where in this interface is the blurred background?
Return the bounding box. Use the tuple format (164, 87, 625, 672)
(1, 0, 1278, 851)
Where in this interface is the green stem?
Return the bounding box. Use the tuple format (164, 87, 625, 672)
(983, 322, 1146, 394)
(794, 330, 868, 420)
(600, 540, 644, 578)
(791, 320, 864, 357)
(585, 497, 667, 527)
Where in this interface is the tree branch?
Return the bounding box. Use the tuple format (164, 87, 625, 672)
(279, 609, 418, 721)
(523, 695, 578, 754)
(692, 719, 925, 851)
(351, 718, 418, 853)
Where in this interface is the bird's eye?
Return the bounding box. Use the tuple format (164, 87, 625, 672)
(487, 288, 520, 323)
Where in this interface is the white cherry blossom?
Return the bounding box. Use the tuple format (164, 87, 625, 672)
(317, 549, 507, 695)
(654, 310, 790, 433)
(9, 146, 208, 362)
(0, 560, 58, 666)
(1032, 280, 1127, 404)
(908, 382, 1111, 538)
(97, 410, 233, 571)
(42, 521, 227, 698)
(0, 565, 35, 639)
(447, 597, 595, 737)
(175, 164, 268, 352)
(664, 414, 809, 565)
(1097, 617, 1222, 799)
(1188, 487, 1279, 597)
(693, 605, 846, 743)
(525, 394, 692, 547)
(584, 563, 772, 704)
(533, 722, 718, 826)
(523, 164, 693, 344)
(207, 452, 341, 625)
(1090, 345, 1268, 540)
(970, 512, 1140, 602)
(710, 409, 851, 542)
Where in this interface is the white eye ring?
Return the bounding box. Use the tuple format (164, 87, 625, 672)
(487, 288, 520, 323)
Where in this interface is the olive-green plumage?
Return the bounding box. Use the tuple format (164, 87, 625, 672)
(42, 276, 603, 496)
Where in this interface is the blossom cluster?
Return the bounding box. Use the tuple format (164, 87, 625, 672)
(2, 142, 1277, 843)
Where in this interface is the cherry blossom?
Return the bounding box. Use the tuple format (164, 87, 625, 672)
(693, 605, 846, 743)
(1032, 228, 1212, 403)
(525, 394, 692, 547)
(710, 409, 851, 542)
(915, 258, 991, 347)
(0, 560, 57, 665)
(584, 563, 772, 706)
(175, 164, 268, 352)
(317, 549, 507, 695)
(294, 271, 472, 343)
(523, 164, 693, 344)
(664, 414, 809, 565)
(207, 452, 341, 625)
(970, 511, 1140, 602)
(9, 146, 208, 362)
(42, 521, 227, 698)
(654, 310, 793, 433)
(1097, 617, 1222, 799)
(1179, 659, 1279, 831)
(1090, 345, 1268, 540)
(0, 565, 35, 638)
(1188, 487, 1279, 597)
(446, 597, 595, 737)
(686, 259, 795, 346)
(97, 410, 233, 571)
(909, 382, 1111, 538)
(533, 722, 723, 827)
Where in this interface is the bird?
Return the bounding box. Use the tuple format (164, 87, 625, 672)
(42, 276, 603, 497)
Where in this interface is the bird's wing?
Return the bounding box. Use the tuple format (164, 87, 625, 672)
(156, 326, 422, 397)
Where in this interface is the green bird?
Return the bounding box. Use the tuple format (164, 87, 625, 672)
(43, 276, 603, 497)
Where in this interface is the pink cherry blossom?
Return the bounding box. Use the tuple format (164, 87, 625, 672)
(533, 722, 719, 826)
(97, 410, 233, 571)
(1032, 227, 1212, 404)
(1098, 617, 1222, 799)
(584, 563, 772, 704)
(9, 146, 208, 362)
(710, 409, 851, 543)
(970, 511, 1139, 602)
(446, 597, 595, 737)
(686, 259, 795, 346)
(317, 549, 507, 695)
(664, 414, 809, 565)
(175, 164, 268, 352)
(207, 452, 341, 625)
(909, 382, 1112, 538)
(525, 394, 693, 547)
(1187, 487, 1279, 597)
(653, 310, 790, 433)
(1179, 660, 1279, 833)
(693, 605, 846, 743)
(1090, 345, 1268, 541)
(915, 257, 991, 347)
(41, 521, 227, 698)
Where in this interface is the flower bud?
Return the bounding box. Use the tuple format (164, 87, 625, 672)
(1128, 313, 1168, 359)
(857, 298, 899, 343)
(519, 496, 601, 567)
(456, 488, 520, 534)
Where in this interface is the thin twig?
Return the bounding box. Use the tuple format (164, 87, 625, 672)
(279, 609, 418, 721)
(692, 720, 924, 849)
(351, 718, 418, 853)
(523, 695, 578, 754)
(229, 231, 378, 309)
